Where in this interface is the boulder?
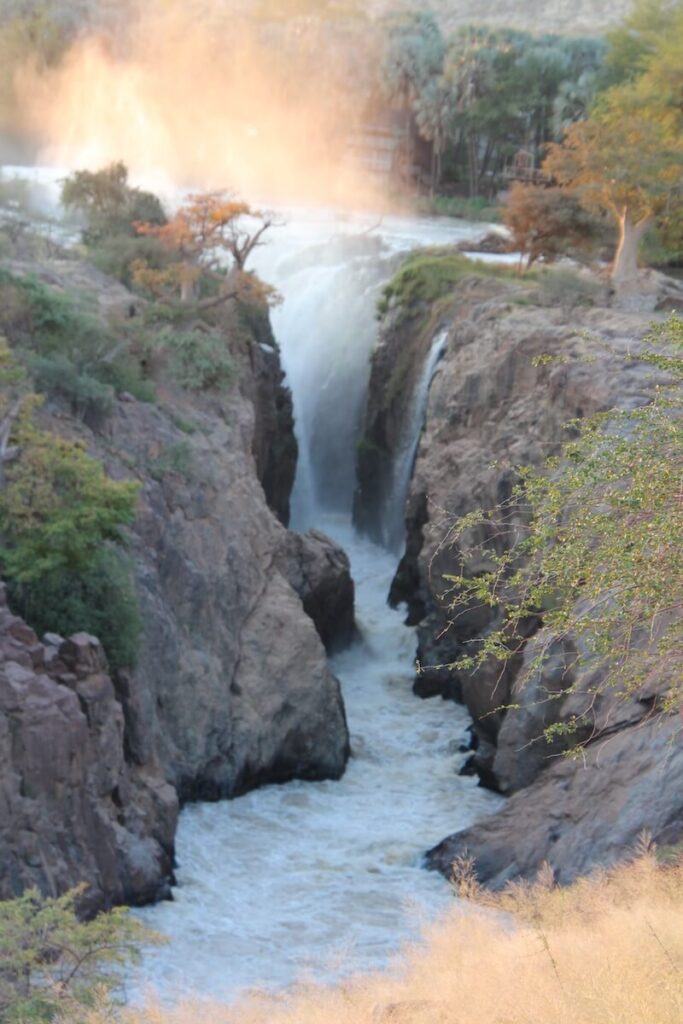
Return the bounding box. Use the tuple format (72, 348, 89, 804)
(280, 529, 356, 652)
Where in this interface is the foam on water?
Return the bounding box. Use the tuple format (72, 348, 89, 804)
(133, 515, 502, 1000)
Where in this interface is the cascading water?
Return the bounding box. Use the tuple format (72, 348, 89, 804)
(383, 328, 449, 552)
(131, 210, 504, 1001)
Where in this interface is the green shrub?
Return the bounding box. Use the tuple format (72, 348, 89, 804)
(159, 326, 235, 391)
(537, 267, 604, 312)
(0, 885, 157, 1022)
(0, 420, 139, 584)
(0, 269, 153, 415)
(89, 233, 173, 289)
(378, 249, 515, 318)
(9, 550, 141, 672)
(61, 162, 167, 245)
(27, 353, 114, 418)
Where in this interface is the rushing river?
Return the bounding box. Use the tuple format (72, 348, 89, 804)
(132, 211, 504, 1002)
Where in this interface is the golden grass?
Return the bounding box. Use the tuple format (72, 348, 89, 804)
(78, 848, 683, 1024)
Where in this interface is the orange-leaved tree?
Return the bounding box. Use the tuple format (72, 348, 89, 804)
(133, 191, 279, 306)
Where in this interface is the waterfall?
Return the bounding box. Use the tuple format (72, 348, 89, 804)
(383, 328, 449, 552)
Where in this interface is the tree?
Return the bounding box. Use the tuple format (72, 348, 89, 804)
(61, 162, 167, 245)
(444, 314, 683, 733)
(503, 183, 603, 270)
(0, 885, 158, 1022)
(544, 84, 683, 293)
(133, 191, 278, 306)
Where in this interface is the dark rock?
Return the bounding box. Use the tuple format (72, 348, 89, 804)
(426, 713, 683, 888)
(0, 613, 177, 908)
(280, 529, 356, 652)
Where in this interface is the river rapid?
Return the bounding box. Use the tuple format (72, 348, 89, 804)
(132, 211, 504, 1002)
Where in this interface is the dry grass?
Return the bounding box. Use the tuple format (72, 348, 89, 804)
(74, 847, 683, 1024)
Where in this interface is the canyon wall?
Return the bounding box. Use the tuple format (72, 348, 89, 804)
(357, 267, 683, 886)
(0, 254, 352, 907)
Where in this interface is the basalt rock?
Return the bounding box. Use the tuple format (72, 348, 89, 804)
(280, 529, 356, 653)
(364, 269, 682, 885)
(0, 591, 177, 909)
(0, 256, 350, 906)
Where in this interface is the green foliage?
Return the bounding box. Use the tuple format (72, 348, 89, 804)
(0, 269, 154, 416)
(415, 194, 502, 222)
(61, 162, 167, 245)
(0, 884, 158, 1022)
(536, 267, 604, 313)
(378, 249, 514, 318)
(9, 550, 141, 673)
(0, 419, 139, 583)
(88, 232, 174, 289)
(444, 314, 683, 729)
(156, 326, 235, 391)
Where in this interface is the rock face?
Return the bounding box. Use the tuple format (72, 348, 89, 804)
(359, 270, 682, 885)
(0, 595, 177, 909)
(279, 529, 356, 652)
(0, 257, 352, 905)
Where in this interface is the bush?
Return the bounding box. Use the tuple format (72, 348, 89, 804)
(378, 249, 515, 318)
(148, 440, 194, 481)
(537, 267, 604, 312)
(0, 420, 139, 584)
(158, 326, 235, 391)
(9, 550, 142, 672)
(89, 233, 173, 289)
(61, 162, 167, 245)
(0, 269, 153, 415)
(0, 885, 157, 1022)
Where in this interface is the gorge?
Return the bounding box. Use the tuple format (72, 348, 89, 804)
(1, 167, 681, 1008)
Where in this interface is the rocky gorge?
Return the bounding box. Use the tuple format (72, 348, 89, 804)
(356, 261, 683, 888)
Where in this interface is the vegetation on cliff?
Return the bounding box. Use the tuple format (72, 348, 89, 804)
(442, 312, 682, 743)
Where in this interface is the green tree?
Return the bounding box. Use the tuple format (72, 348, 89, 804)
(0, 885, 158, 1022)
(444, 315, 683, 729)
(61, 162, 167, 245)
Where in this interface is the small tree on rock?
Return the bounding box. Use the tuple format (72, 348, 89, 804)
(134, 191, 279, 307)
(503, 183, 603, 271)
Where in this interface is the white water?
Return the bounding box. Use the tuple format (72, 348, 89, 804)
(0, 172, 504, 1002)
(384, 328, 449, 552)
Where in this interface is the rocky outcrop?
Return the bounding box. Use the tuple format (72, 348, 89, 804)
(361, 268, 682, 885)
(426, 711, 683, 888)
(279, 529, 356, 652)
(0, 593, 177, 909)
(0, 256, 351, 905)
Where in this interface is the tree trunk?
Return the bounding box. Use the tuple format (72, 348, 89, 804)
(612, 208, 652, 292)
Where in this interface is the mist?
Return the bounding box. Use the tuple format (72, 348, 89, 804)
(12, 1, 389, 207)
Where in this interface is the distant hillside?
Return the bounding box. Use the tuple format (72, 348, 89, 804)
(372, 0, 630, 34)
